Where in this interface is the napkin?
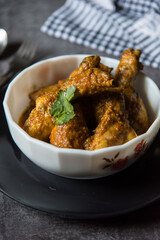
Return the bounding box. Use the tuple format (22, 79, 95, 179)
(41, 0, 160, 68)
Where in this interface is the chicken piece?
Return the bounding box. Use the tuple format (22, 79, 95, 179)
(69, 55, 113, 78)
(61, 56, 114, 97)
(124, 87, 149, 135)
(99, 63, 113, 73)
(85, 95, 137, 150)
(115, 48, 149, 135)
(70, 56, 101, 78)
(24, 55, 113, 142)
(115, 48, 143, 88)
(92, 89, 125, 124)
(50, 103, 90, 149)
(74, 56, 112, 74)
(23, 94, 55, 141)
(23, 79, 67, 141)
(29, 85, 60, 103)
(62, 68, 115, 97)
(76, 88, 123, 131)
(29, 79, 66, 102)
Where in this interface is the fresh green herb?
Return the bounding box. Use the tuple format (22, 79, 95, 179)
(55, 112, 75, 125)
(50, 86, 76, 125)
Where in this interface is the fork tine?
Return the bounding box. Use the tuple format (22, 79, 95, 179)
(16, 41, 35, 55)
(24, 42, 37, 59)
(19, 41, 31, 57)
(16, 41, 28, 56)
(20, 41, 37, 59)
(28, 46, 37, 59)
(9, 40, 37, 70)
(0, 40, 37, 87)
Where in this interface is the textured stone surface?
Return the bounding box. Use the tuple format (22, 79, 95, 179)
(1, 192, 160, 240)
(0, 0, 160, 239)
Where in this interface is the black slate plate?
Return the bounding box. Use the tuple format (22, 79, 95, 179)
(0, 86, 160, 219)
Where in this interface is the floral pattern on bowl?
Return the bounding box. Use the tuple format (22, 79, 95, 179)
(102, 139, 148, 172)
(103, 153, 129, 171)
(134, 139, 147, 157)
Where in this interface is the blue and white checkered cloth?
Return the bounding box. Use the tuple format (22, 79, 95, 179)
(41, 0, 160, 68)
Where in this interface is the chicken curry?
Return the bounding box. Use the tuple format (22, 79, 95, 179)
(19, 49, 149, 150)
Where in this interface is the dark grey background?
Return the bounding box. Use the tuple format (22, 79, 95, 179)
(0, 0, 160, 239)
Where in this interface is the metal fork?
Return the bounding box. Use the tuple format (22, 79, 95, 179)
(0, 40, 37, 88)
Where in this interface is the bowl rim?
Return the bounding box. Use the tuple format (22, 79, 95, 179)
(3, 54, 160, 156)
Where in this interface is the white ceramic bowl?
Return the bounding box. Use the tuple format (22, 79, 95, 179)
(3, 55, 160, 179)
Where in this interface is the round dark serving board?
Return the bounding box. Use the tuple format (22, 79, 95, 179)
(0, 86, 160, 219)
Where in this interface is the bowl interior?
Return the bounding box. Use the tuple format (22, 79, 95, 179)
(5, 55, 160, 127)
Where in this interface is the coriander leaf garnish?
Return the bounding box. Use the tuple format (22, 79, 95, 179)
(65, 86, 76, 101)
(55, 112, 75, 125)
(50, 86, 76, 125)
(63, 98, 74, 113)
